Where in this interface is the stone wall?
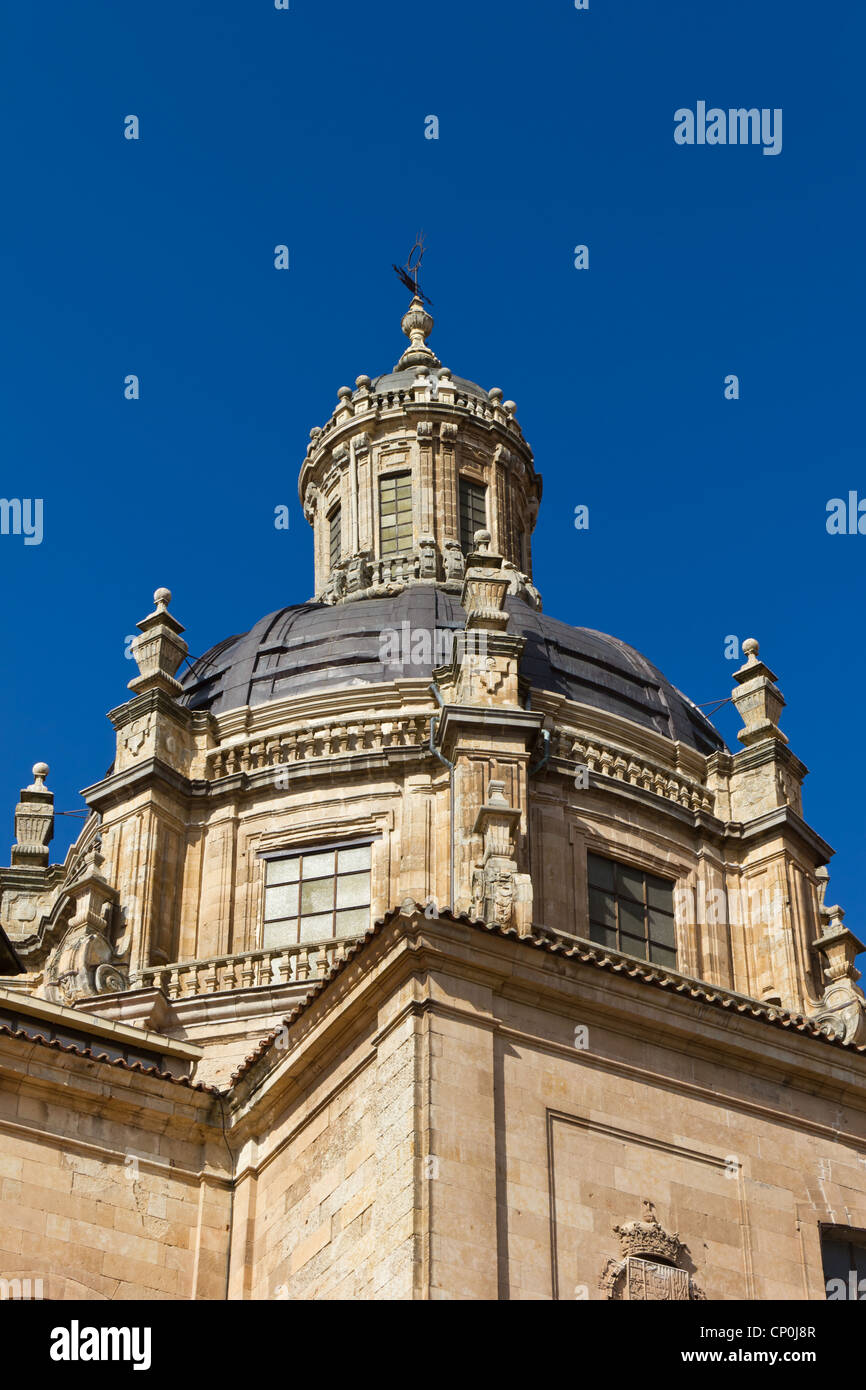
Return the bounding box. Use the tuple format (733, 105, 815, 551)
(2, 909, 865, 1299)
(223, 910, 866, 1300)
(229, 977, 424, 1300)
(0, 1035, 229, 1299)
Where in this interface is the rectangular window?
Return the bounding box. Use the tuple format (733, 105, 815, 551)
(262, 842, 372, 949)
(329, 505, 341, 569)
(586, 853, 677, 969)
(379, 473, 413, 556)
(822, 1227, 866, 1300)
(459, 478, 487, 554)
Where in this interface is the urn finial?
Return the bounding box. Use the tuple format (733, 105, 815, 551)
(395, 296, 441, 371)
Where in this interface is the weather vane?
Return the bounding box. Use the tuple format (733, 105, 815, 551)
(392, 233, 433, 306)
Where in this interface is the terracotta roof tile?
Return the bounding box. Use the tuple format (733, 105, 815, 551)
(228, 906, 866, 1086)
(0, 1020, 221, 1094)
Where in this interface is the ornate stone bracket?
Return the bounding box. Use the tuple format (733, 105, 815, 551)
(42, 840, 128, 1006)
(303, 482, 320, 524)
(442, 539, 465, 581)
(809, 866, 866, 1044)
(500, 559, 542, 611)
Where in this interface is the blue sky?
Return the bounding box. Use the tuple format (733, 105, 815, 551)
(1, 0, 863, 961)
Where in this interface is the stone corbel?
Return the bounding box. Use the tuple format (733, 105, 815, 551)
(417, 534, 438, 579)
(303, 482, 320, 523)
(345, 552, 372, 594)
(321, 565, 347, 605)
(442, 539, 465, 581)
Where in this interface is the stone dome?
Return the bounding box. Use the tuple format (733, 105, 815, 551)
(366, 368, 490, 405)
(180, 589, 725, 756)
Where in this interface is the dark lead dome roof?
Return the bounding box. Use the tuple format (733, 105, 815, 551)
(180, 590, 726, 755)
(368, 368, 489, 403)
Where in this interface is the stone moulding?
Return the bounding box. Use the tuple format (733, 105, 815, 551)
(200, 705, 709, 819)
(549, 725, 713, 813)
(300, 388, 531, 474)
(205, 713, 431, 780)
(226, 904, 860, 1100)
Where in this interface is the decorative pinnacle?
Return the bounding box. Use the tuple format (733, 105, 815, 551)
(395, 296, 441, 371)
(732, 634, 786, 745)
(30, 762, 49, 788)
(127, 586, 188, 697)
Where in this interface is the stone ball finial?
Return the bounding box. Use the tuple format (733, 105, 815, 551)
(503, 400, 517, 416)
(474, 529, 492, 553)
(355, 374, 371, 390)
(489, 387, 503, 403)
(154, 587, 172, 611)
(742, 637, 760, 663)
(32, 762, 49, 784)
(337, 386, 353, 402)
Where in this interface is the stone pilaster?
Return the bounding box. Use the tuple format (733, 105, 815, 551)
(471, 780, 532, 935)
(723, 640, 828, 1013)
(433, 534, 541, 920)
(83, 590, 216, 975)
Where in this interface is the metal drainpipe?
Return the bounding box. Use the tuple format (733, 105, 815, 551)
(428, 682, 456, 911)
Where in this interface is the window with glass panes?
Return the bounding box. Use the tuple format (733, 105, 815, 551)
(459, 478, 487, 554)
(262, 842, 372, 948)
(586, 853, 677, 969)
(379, 473, 413, 555)
(328, 505, 341, 569)
(821, 1228, 866, 1298)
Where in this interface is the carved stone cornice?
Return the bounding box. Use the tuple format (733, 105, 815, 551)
(108, 687, 210, 736)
